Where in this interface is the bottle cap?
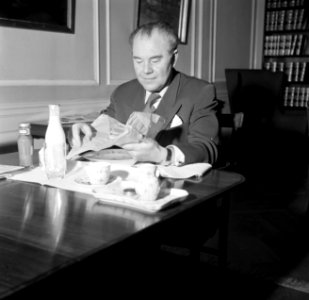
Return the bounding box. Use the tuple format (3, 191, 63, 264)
(19, 123, 31, 135)
(49, 104, 60, 117)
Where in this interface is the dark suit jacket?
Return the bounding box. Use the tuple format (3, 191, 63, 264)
(104, 70, 219, 165)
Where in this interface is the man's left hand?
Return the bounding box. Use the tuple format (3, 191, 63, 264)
(121, 137, 167, 164)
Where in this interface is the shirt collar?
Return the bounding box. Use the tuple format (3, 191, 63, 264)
(145, 86, 169, 103)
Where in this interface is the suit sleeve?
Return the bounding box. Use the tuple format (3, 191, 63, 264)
(177, 84, 219, 165)
(100, 90, 116, 118)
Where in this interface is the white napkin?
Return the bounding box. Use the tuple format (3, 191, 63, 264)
(158, 163, 212, 179)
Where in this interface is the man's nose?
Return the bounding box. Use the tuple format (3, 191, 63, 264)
(143, 62, 153, 73)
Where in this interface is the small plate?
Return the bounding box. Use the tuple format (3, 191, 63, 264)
(82, 149, 135, 165)
(74, 174, 116, 186)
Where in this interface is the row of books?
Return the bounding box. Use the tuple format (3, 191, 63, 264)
(266, 0, 305, 9)
(265, 8, 307, 31)
(264, 61, 307, 82)
(283, 86, 309, 107)
(264, 34, 306, 56)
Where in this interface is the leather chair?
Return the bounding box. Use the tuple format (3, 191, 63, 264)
(222, 68, 285, 176)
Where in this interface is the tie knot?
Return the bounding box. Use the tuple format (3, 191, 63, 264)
(144, 93, 161, 113)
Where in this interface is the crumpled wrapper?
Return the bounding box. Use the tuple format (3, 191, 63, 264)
(66, 114, 142, 160)
(125, 112, 165, 139)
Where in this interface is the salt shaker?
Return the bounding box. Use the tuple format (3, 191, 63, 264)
(17, 123, 33, 167)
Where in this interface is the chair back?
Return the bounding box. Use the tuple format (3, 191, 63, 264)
(223, 69, 285, 175)
(225, 69, 285, 130)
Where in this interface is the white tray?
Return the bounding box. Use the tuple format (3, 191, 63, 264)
(92, 187, 188, 213)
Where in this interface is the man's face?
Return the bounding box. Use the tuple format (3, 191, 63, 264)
(132, 31, 177, 92)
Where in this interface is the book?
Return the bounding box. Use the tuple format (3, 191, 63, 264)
(297, 8, 305, 30)
(294, 61, 300, 81)
(295, 34, 304, 56)
(290, 34, 298, 56)
(300, 62, 307, 82)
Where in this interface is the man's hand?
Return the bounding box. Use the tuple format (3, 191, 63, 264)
(126, 112, 153, 136)
(70, 123, 95, 148)
(121, 137, 167, 164)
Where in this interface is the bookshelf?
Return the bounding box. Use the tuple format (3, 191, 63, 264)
(263, 0, 309, 109)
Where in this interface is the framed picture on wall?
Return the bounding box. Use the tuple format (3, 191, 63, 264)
(136, 0, 190, 44)
(0, 0, 75, 33)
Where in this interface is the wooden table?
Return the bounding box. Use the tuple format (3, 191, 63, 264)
(0, 152, 244, 298)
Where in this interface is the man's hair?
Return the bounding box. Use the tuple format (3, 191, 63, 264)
(129, 21, 179, 53)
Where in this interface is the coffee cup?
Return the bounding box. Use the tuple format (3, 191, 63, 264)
(133, 164, 160, 201)
(84, 162, 111, 185)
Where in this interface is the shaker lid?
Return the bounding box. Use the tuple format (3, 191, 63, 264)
(19, 122, 31, 128)
(19, 122, 31, 135)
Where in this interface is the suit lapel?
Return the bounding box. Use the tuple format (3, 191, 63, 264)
(131, 83, 146, 112)
(156, 71, 182, 129)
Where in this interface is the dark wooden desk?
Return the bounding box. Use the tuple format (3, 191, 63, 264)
(0, 152, 244, 298)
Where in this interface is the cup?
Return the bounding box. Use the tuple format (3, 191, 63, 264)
(133, 164, 160, 201)
(84, 162, 111, 185)
(135, 163, 160, 178)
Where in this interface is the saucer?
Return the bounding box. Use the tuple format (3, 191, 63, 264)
(74, 174, 116, 186)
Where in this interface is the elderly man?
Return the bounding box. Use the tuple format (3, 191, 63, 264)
(72, 21, 219, 166)
(71, 22, 220, 264)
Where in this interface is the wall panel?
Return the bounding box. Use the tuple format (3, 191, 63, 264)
(0, 0, 108, 145)
(0, 0, 99, 86)
(213, 0, 264, 112)
(107, 0, 135, 84)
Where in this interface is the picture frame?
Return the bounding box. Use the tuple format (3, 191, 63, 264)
(136, 0, 190, 44)
(0, 0, 75, 34)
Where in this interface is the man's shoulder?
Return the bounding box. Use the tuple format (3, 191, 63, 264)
(178, 71, 212, 87)
(114, 78, 140, 94)
(176, 72, 215, 95)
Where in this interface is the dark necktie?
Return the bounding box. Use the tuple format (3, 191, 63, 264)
(143, 93, 161, 113)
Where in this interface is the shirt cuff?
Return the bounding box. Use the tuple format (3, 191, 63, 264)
(166, 145, 185, 166)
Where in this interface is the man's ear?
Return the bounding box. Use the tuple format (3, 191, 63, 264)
(172, 49, 179, 66)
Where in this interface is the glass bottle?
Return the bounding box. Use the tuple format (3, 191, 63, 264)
(17, 122, 33, 167)
(44, 104, 67, 179)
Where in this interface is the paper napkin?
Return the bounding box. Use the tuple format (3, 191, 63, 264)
(158, 163, 212, 179)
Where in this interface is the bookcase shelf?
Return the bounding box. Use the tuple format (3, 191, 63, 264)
(265, 55, 309, 57)
(265, 55, 309, 59)
(265, 29, 308, 34)
(266, 6, 306, 11)
(264, 0, 309, 109)
(286, 82, 309, 85)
